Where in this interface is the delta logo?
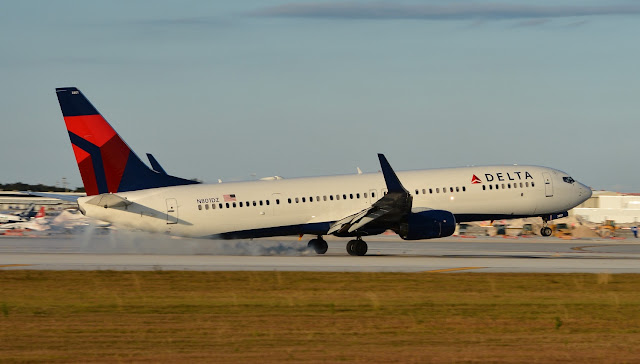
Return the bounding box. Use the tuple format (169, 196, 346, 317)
(471, 171, 534, 184)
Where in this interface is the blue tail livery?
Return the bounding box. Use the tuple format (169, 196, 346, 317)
(56, 87, 199, 196)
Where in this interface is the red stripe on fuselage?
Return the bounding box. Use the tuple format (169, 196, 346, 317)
(64, 115, 117, 147)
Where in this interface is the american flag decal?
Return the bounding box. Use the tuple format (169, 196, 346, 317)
(223, 194, 237, 202)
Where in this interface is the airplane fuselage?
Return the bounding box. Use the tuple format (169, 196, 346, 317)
(78, 165, 591, 239)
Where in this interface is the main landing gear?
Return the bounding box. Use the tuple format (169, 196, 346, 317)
(346, 238, 368, 256)
(540, 216, 552, 237)
(308, 236, 328, 254)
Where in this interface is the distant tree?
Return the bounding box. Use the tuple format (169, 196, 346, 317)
(0, 182, 85, 193)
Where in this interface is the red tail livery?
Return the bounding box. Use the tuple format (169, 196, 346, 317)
(56, 87, 198, 195)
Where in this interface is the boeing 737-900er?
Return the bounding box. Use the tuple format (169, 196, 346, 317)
(41, 87, 591, 256)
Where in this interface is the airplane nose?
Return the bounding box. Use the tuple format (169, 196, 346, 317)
(578, 183, 592, 201)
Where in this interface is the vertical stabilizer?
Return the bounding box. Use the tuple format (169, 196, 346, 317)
(56, 87, 199, 195)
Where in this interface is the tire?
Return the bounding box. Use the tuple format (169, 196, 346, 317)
(308, 239, 328, 254)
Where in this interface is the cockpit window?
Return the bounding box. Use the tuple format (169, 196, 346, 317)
(563, 176, 575, 184)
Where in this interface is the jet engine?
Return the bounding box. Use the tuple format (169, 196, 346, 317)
(397, 209, 456, 240)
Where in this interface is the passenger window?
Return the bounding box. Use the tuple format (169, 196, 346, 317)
(288, 198, 292, 204)
(450, 187, 453, 193)
(456, 187, 459, 192)
(295, 197, 299, 203)
(205, 204, 209, 210)
(212, 204, 216, 209)
(520, 183, 523, 188)
(415, 189, 419, 195)
(422, 189, 426, 194)
(198, 205, 202, 210)
(502, 184, 505, 189)
(302, 197, 306, 203)
(218, 203, 223, 209)
(532, 182, 535, 187)
(343, 194, 347, 200)
(372, 192, 376, 198)
(336, 195, 340, 200)
(330, 195, 334, 201)
(508, 183, 511, 188)
(489, 185, 493, 190)
(276, 199, 280, 205)
(356, 193, 360, 199)
(310, 197, 313, 202)
(429, 188, 433, 194)
(259, 200, 263, 206)
(350, 194, 353, 199)
(462, 186, 466, 192)
(525, 182, 529, 188)
(238, 202, 242, 208)
(266, 200, 270, 205)
(363, 193, 367, 198)
(495, 184, 499, 189)
(226, 203, 230, 208)
(482, 185, 486, 190)
(323, 196, 327, 201)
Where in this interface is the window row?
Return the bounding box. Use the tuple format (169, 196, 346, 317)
(482, 182, 534, 191)
(287, 191, 376, 204)
(198, 199, 270, 211)
(415, 186, 467, 195)
(197, 191, 379, 211)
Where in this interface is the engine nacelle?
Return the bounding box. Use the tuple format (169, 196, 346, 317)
(397, 210, 456, 240)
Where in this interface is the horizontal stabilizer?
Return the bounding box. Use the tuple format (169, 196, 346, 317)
(21, 191, 82, 203)
(85, 193, 133, 209)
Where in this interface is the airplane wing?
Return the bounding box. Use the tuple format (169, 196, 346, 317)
(327, 154, 413, 236)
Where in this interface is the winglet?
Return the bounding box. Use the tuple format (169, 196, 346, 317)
(147, 153, 167, 175)
(377, 154, 407, 194)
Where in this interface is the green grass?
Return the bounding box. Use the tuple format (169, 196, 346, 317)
(1, 271, 640, 363)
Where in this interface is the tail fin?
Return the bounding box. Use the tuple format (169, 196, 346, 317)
(56, 87, 199, 196)
(34, 206, 46, 219)
(18, 203, 36, 218)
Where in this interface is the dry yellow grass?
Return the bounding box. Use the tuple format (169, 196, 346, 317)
(1, 271, 640, 363)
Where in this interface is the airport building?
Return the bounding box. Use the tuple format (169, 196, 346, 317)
(571, 191, 640, 224)
(0, 191, 82, 212)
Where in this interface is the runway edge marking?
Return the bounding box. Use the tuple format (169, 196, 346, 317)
(0, 264, 34, 268)
(421, 266, 485, 273)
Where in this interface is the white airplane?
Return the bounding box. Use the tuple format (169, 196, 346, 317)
(40, 87, 591, 255)
(0, 203, 37, 223)
(0, 206, 49, 232)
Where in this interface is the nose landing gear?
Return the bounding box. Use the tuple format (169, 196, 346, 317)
(540, 216, 552, 236)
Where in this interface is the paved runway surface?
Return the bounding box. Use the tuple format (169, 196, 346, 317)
(1, 231, 639, 272)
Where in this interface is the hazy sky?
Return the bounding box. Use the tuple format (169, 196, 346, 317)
(1, 1, 639, 191)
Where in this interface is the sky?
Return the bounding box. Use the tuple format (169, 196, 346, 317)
(1, 1, 639, 192)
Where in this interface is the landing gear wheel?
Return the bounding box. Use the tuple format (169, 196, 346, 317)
(541, 227, 552, 237)
(346, 239, 368, 256)
(308, 238, 328, 254)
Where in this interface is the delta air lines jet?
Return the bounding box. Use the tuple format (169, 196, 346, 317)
(50, 87, 591, 256)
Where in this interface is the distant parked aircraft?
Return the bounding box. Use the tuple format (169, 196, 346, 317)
(0, 203, 38, 224)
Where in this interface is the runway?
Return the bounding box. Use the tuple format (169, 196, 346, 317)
(1, 232, 639, 272)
